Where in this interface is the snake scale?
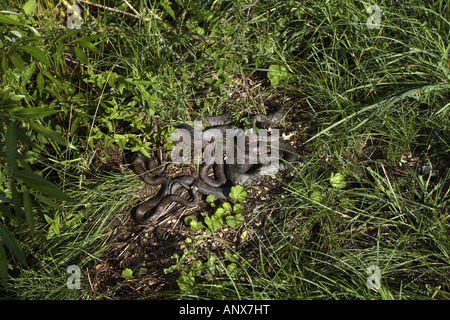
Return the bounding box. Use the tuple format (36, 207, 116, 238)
(132, 102, 298, 225)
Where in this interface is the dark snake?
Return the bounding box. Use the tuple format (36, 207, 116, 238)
(132, 102, 298, 225)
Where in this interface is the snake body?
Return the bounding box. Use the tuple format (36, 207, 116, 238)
(133, 102, 298, 224)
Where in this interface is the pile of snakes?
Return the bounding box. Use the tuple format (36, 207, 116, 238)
(132, 102, 298, 225)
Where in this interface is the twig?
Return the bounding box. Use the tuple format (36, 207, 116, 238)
(122, 0, 140, 18)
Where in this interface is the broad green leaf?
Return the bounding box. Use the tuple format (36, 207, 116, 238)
(185, 215, 203, 231)
(222, 202, 232, 212)
(204, 215, 223, 233)
(205, 194, 217, 204)
(51, 28, 81, 44)
(226, 214, 244, 229)
(122, 268, 133, 280)
(22, 190, 34, 238)
(233, 203, 244, 214)
(214, 207, 226, 219)
(0, 14, 23, 26)
(229, 185, 247, 202)
(73, 38, 100, 54)
(0, 225, 27, 266)
(184, 215, 195, 226)
(9, 52, 26, 71)
(30, 123, 75, 149)
(22, 60, 36, 85)
(161, 1, 175, 19)
(12, 107, 60, 119)
(12, 169, 74, 202)
(74, 46, 88, 65)
(23, 0, 36, 16)
(189, 220, 203, 232)
(44, 214, 53, 224)
(33, 193, 62, 210)
(19, 46, 51, 66)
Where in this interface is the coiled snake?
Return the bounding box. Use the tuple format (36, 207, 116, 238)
(132, 102, 298, 225)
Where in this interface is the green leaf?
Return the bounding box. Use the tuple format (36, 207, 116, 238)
(9, 52, 26, 71)
(233, 203, 244, 214)
(22, 60, 36, 85)
(74, 46, 88, 65)
(36, 72, 44, 96)
(51, 28, 82, 44)
(12, 107, 60, 119)
(23, 0, 36, 16)
(19, 46, 51, 66)
(222, 202, 232, 212)
(22, 190, 34, 238)
(12, 169, 74, 202)
(30, 123, 75, 149)
(122, 268, 134, 280)
(160, 0, 175, 19)
(190, 220, 203, 232)
(0, 225, 27, 266)
(44, 213, 53, 224)
(0, 14, 24, 26)
(205, 194, 217, 204)
(184, 215, 203, 232)
(229, 185, 247, 202)
(214, 207, 226, 219)
(204, 215, 223, 233)
(73, 38, 100, 54)
(267, 65, 288, 86)
(226, 214, 244, 229)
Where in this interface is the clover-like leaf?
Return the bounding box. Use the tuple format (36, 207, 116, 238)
(221, 201, 232, 212)
(206, 194, 217, 207)
(229, 185, 247, 202)
(226, 214, 244, 229)
(184, 215, 203, 232)
(204, 215, 223, 233)
(214, 207, 226, 219)
(233, 203, 244, 215)
(122, 268, 133, 280)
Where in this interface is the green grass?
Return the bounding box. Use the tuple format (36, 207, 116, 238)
(1, 0, 449, 299)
